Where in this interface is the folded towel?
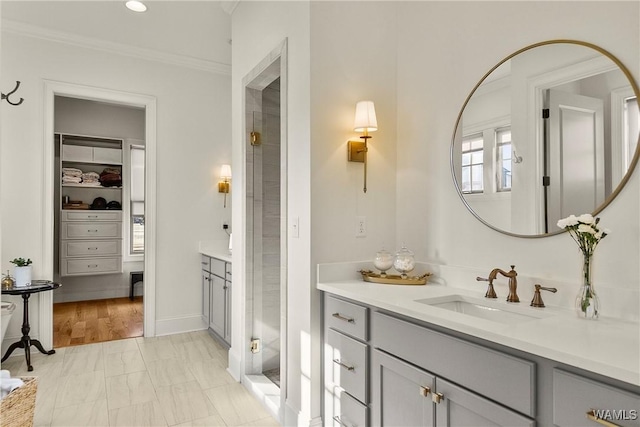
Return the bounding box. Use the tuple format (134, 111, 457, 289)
(82, 172, 100, 180)
(0, 370, 24, 399)
(101, 167, 121, 176)
(62, 167, 83, 177)
(62, 176, 82, 184)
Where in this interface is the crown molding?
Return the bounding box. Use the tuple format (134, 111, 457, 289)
(2, 19, 231, 76)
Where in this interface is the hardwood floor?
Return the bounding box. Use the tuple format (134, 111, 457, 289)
(53, 297, 143, 347)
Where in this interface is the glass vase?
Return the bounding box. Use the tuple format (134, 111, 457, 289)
(575, 254, 599, 319)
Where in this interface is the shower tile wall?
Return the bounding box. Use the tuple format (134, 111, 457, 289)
(245, 80, 281, 375)
(260, 81, 281, 372)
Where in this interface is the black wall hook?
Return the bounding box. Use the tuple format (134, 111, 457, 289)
(2, 81, 24, 106)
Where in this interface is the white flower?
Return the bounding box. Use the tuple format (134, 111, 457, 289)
(557, 214, 578, 228)
(602, 228, 611, 235)
(577, 213, 594, 224)
(578, 224, 596, 234)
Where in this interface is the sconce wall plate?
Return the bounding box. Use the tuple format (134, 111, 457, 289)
(218, 181, 230, 193)
(348, 140, 366, 163)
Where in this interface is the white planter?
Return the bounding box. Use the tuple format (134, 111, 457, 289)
(14, 266, 32, 287)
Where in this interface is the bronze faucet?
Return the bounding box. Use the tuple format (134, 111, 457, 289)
(530, 284, 557, 308)
(478, 265, 519, 302)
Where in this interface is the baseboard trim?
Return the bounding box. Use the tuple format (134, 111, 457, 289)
(228, 347, 242, 382)
(283, 400, 322, 427)
(155, 314, 207, 336)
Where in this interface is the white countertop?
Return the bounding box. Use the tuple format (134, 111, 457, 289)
(317, 262, 640, 387)
(199, 240, 232, 263)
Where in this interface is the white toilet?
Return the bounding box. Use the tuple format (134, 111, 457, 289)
(1, 301, 16, 343)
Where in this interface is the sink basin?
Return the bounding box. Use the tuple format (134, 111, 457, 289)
(415, 295, 544, 324)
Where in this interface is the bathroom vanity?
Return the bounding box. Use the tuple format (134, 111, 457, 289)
(200, 246, 232, 348)
(319, 263, 640, 427)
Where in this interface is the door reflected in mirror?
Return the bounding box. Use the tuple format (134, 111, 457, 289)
(451, 40, 640, 237)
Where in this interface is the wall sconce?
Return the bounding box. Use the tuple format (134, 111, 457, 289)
(218, 164, 232, 208)
(348, 100, 378, 193)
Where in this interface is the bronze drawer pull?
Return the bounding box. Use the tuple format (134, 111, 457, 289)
(332, 313, 355, 323)
(88, 264, 98, 268)
(88, 247, 98, 250)
(332, 359, 354, 371)
(88, 229, 98, 232)
(432, 392, 444, 404)
(420, 386, 431, 397)
(587, 410, 621, 427)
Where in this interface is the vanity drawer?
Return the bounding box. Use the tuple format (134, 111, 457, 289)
(326, 295, 368, 341)
(62, 222, 122, 239)
(61, 257, 122, 275)
(210, 257, 226, 278)
(62, 211, 122, 221)
(326, 329, 368, 404)
(62, 240, 121, 257)
(332, 390, 368, 427)
(372, 311, 535, 417)
(553, 369, 640, 427)
(201, 255, 211, 272)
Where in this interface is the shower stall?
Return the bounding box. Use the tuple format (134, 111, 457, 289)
(245, 60, 283, 390)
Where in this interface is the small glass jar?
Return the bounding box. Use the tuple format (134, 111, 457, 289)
(394, 245, 415, 279)
(374, 249, 394, 277)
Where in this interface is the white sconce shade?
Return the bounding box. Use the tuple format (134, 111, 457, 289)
(353, 101, 378, 132)
(220, 164, 232, 179)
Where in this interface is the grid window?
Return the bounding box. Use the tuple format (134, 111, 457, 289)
(130, 145, 145, 254)
(461, 134, 484, 193)
(496, 127, 512, 192)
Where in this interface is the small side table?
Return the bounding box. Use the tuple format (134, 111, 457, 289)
(1, 280, 61, 371)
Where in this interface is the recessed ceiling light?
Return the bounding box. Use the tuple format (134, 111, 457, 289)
(125, 0, 147, 13)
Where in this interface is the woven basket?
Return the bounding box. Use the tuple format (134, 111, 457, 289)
(1, 376, 38, 427)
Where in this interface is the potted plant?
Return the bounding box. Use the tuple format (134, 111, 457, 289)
(10, 258, 32, 287)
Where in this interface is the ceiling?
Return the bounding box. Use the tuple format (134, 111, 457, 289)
(1, 1, 232, 68)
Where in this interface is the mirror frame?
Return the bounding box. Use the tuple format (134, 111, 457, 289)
(450, 39, 640, 238)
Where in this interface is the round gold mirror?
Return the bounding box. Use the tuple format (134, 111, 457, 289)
(451, 40, 639, 237)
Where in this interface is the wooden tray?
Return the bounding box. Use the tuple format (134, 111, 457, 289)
(359, 270, 431, 285)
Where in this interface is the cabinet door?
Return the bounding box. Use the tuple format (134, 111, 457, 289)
(202, 270, 210, 325)
(223, 280, 231, 343)
(209, 274, 226, 339)
(372, 349, 435, 427)
(434, 378, 534, 427)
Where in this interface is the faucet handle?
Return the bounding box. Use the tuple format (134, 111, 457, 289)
(476, 276, 497, 299)
(530, 284, 558, 308)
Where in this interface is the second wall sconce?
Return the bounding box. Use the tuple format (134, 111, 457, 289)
(218, 164, 232, 208)
(348, 100, 378, 193)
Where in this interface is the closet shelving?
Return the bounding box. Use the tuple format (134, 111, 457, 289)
(56, 133, 124, 277)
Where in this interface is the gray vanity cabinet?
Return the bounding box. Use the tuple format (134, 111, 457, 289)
(201, 255, 232, 347)
(372, 345, 534, 427)
(372, 349, 435, 426)
(324, 295, 370, 426)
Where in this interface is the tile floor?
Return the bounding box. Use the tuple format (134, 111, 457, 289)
(1, 331, 280, 426)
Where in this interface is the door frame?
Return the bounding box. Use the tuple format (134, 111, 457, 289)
(40, 80, 157, 347)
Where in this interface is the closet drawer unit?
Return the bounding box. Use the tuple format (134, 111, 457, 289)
(326, 328, 368, 404)
(62, 240, 121, 258)
(210, 257, 226, 278)
(63, 211, 123, 222)
(62, 222, 122, 239)
(553, 369, 640, 427)
(332, 390, 368, 427)
(61, 257, 122, 276)
(326, 295, 368, 341)
(93, 147, 122, 164)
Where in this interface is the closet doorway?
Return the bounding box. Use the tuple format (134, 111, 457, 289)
(52, 95, 146, 347)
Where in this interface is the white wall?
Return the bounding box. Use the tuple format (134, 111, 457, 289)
(396, 1, 639, 319)
(0, 29, 231, 347)
(230, 2, 311, 425)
